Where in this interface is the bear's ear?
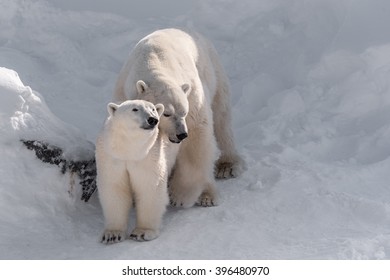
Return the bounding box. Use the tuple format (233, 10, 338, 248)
(107, 102, 119, 116)
(181, 83, 191, 94)
(155, 104, 165, 117)
(136, 80, 148, 94)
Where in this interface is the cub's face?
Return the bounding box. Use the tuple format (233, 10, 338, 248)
(107, 100, 164, 135)
(135, 80, 190, 143)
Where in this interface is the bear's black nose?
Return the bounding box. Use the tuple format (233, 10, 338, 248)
(176, 132, 188, 141)
(147, 117, 158, 127)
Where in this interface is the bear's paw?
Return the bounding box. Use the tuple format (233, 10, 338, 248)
(101, 230, 126, 244)
(215, 156, 245, 179)
(169, 191, 197, 208)
(130, 228, 159, 241)
(197, 191, 218, 207)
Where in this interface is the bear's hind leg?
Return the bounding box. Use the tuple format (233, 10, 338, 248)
(212, 68, 245, 179)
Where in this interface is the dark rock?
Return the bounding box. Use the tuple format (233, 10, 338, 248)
(22, 140, 97, 202)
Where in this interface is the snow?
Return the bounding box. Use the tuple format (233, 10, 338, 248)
(1, 0, 390, 259)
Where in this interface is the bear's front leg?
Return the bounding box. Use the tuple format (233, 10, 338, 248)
(97, 152, 132, 244)
(98, 172, 132, 244)
(130, 172, 169, 242)
(170, 124, 218, 207)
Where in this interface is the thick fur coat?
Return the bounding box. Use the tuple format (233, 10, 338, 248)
(96, 100, 178, 243)
(113, 28, 243, 208)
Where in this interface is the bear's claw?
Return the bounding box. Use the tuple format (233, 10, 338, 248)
(130, 228, 159, 241)
(169, 191, 195, 208)
(215, 157, 244, 179)
(197, 191, 217, 207)
(101, 230, 126, 244)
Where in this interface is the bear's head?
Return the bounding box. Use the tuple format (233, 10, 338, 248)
(107, 99, 164, 131)
(135, 79, 190, 144)
(105, 100, 164, 160)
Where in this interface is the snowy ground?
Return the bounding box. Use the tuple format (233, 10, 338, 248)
(1, 0, 390, 259)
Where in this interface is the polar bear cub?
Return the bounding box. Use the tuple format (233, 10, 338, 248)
(96, 99, 178, 243)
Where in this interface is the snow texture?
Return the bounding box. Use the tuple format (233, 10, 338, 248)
(1, 0, 390, 259)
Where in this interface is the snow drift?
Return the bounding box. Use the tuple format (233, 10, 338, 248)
(1, 0, 390, 259)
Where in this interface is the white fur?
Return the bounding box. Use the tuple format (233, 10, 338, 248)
(96, 100, 178, 243)
(113, 28, 244, 208)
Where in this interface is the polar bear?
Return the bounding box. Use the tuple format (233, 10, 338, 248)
(96, 100, 178, 243)
(113, 28, 244, 208)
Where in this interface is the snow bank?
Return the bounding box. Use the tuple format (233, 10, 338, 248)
(1, 0, 390, 259)
(0, 66, 99, 258)
(0, 67, 94, 160)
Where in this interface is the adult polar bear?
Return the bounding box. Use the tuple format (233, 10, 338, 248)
(113, 28, 243, 207)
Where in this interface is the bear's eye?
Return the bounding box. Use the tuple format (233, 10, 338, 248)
(132, 108, 138, 112)
(163, 113, 171, 117)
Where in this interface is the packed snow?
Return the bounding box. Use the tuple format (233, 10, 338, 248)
(1, 0, 390, 259)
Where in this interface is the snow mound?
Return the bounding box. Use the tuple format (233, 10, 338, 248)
(0, 67, 94, 161)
